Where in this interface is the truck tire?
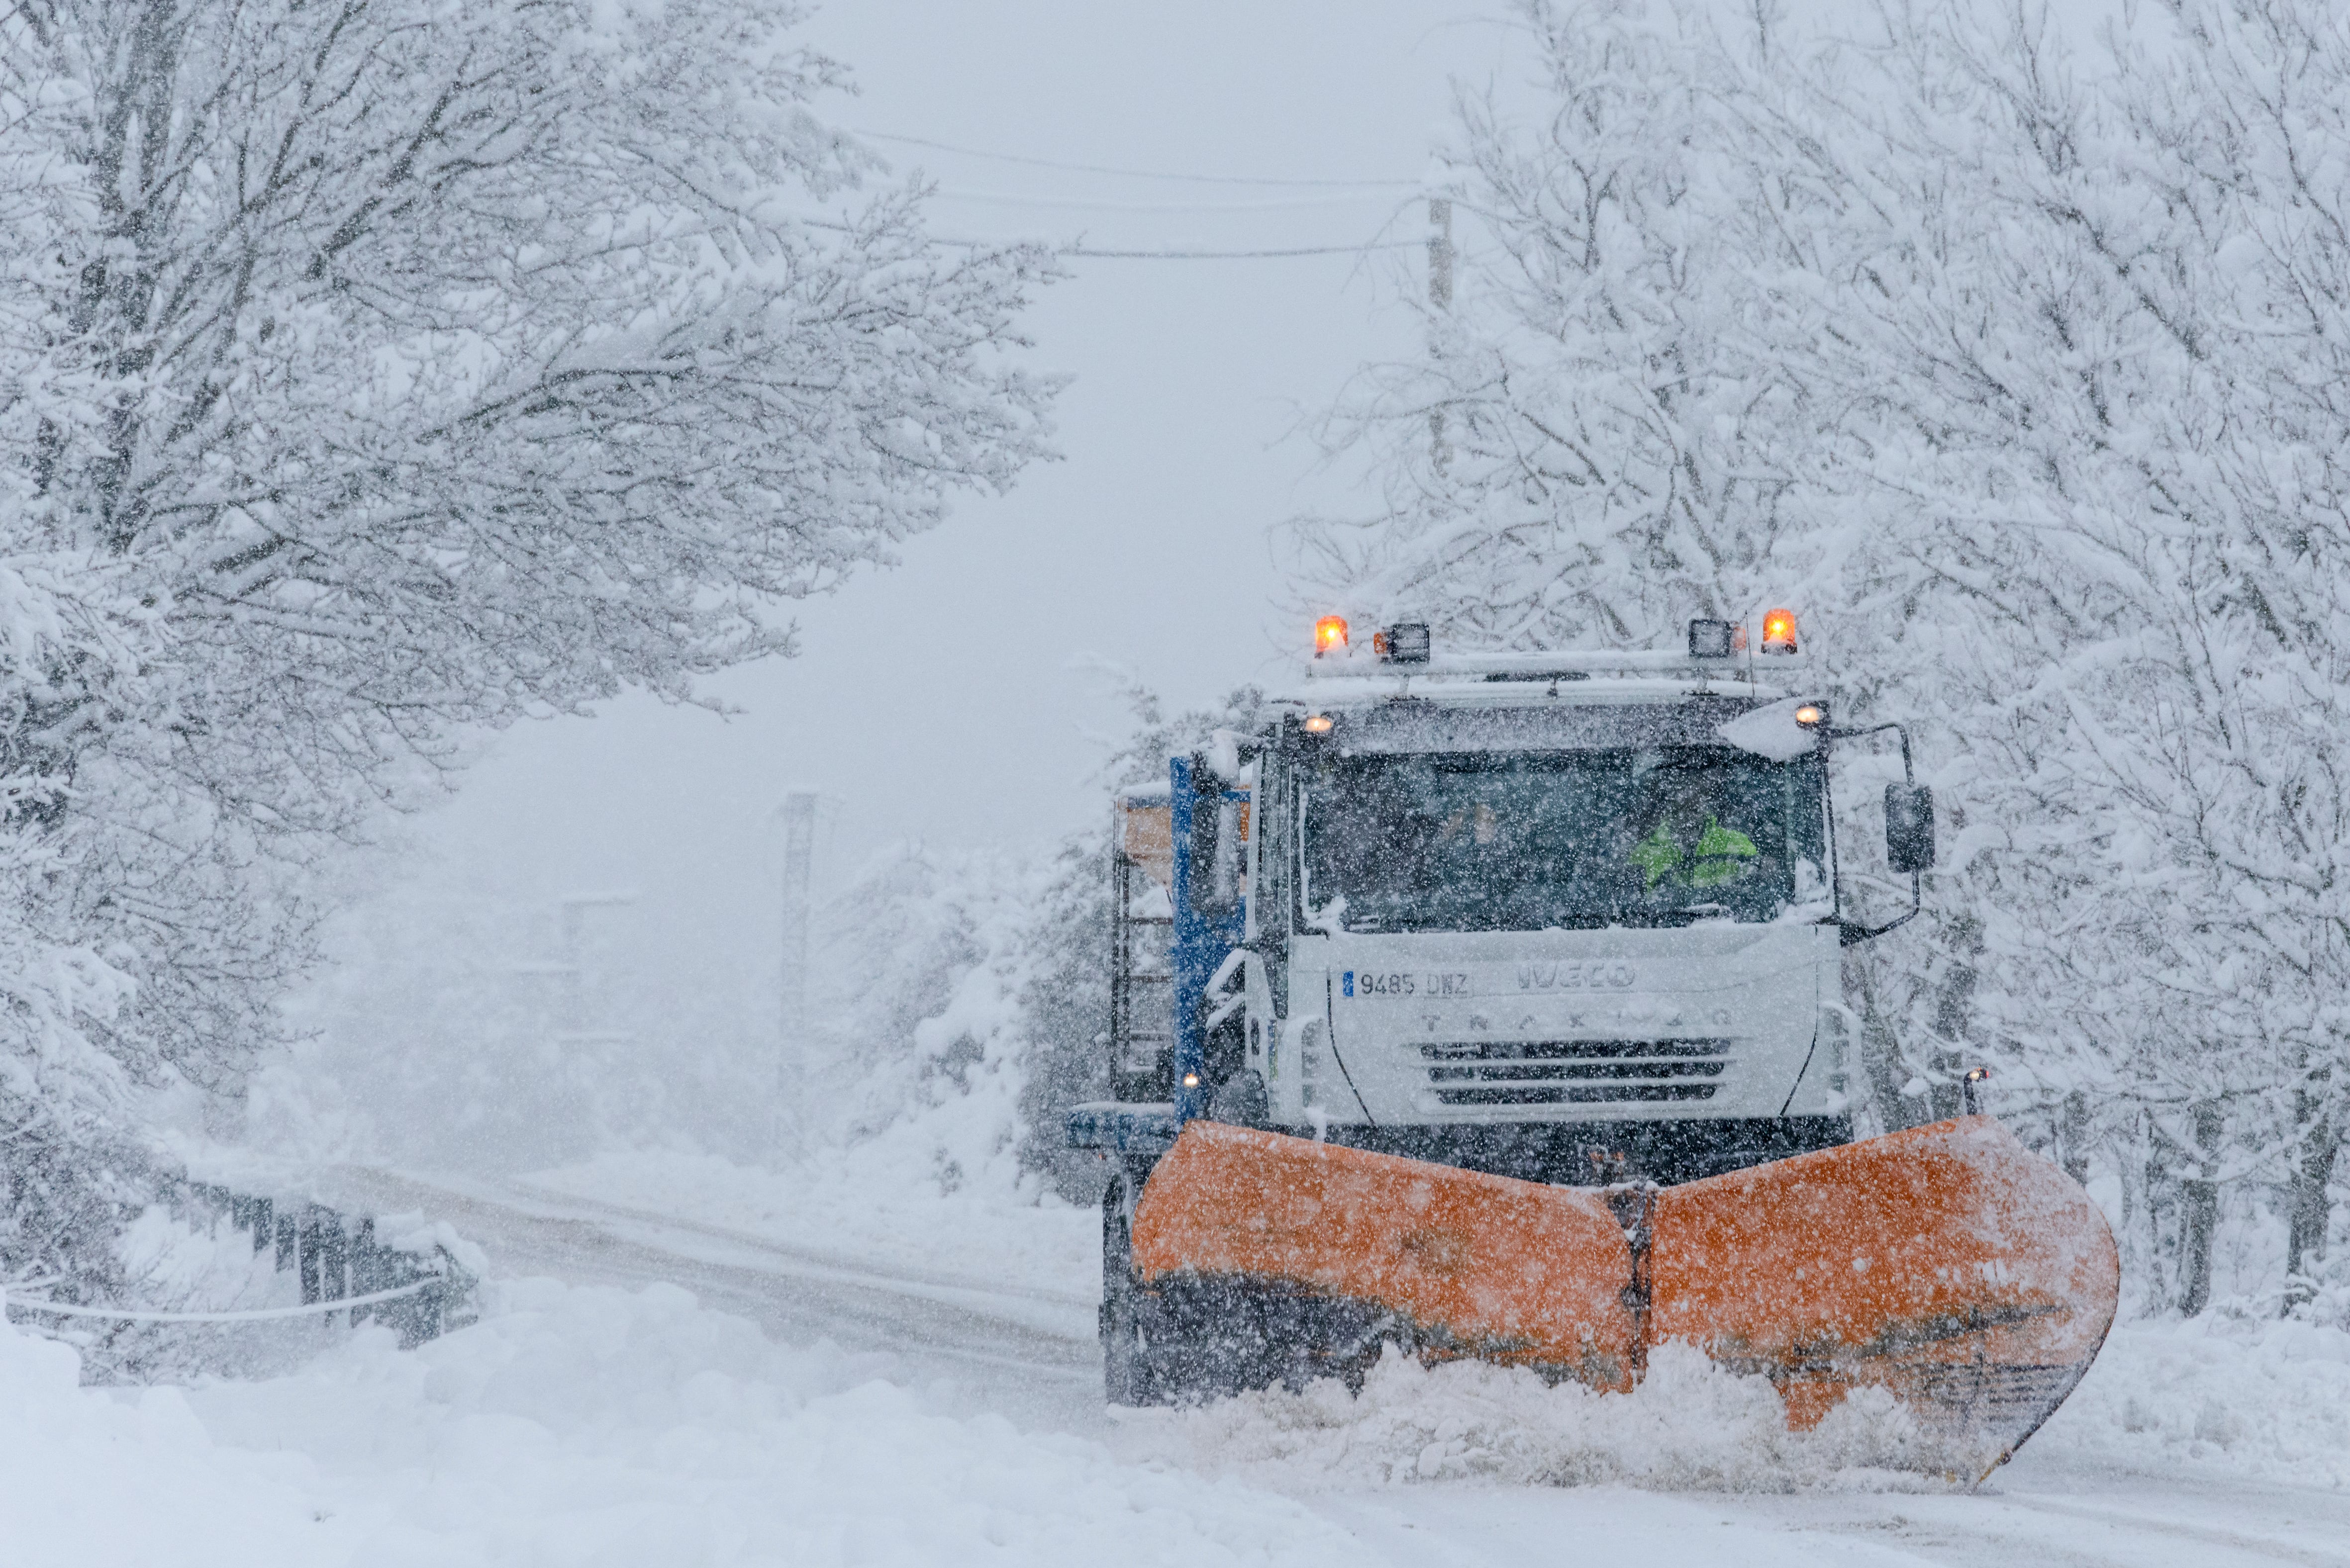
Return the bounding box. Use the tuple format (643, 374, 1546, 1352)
(1208, 1069, 1269, 1128)
(1100, 1174, 1156, 1405)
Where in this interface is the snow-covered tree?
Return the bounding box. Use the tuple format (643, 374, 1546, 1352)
(1289, 3, 1839, 652)
(0, 0, 1056, 1288)
(1783, 0, 2350, 1311)
(1302, 0, 2349, 1310)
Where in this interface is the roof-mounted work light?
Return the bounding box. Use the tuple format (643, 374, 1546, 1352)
(1314, 616, 1349, 655)
(1761, 608, 1799, 655)
(1688, 618, 1736, 659)
(1373, 623, 1431, 664)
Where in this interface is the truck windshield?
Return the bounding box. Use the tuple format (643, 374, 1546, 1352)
(1298, 747, 1828, 933)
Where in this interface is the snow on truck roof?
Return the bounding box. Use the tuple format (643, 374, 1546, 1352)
(1279, 629, 1815, 721)
(1280, 670, 1800, 711)
(1288, 617, 1813, 709)
(1289, 689, 1822, 758)
(1106, 625, 1826, 802)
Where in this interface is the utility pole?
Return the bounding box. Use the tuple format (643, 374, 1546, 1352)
(555, 892, 635, 1043)
(1428, 196, 1454, 471)
(1428, 196, 1454, 309)
(777, 792, 818, 1149)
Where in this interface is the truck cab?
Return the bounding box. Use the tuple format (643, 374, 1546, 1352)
(1073, 613, 1933, 1190)
(1254, 695, 1845, 1182)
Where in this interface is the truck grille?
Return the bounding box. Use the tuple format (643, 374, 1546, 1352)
(1420, 1038, 1728, 1107)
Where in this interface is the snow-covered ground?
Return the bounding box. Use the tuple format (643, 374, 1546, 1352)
(523, 1146, 2350, 1493)
(2, 1278, 1365, 1568)
(13, 1143, 2350, 1568)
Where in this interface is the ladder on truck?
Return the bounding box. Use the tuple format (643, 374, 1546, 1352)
(1109, 788, 1175, 1103)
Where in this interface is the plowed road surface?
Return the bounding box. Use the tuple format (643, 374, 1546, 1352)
(319, 1168, 2350, 1568)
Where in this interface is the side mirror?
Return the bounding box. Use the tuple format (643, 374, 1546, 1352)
(1885, 783, 1936, 875)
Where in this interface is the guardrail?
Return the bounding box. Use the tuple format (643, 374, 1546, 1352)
(3, 1180, 476, 1350)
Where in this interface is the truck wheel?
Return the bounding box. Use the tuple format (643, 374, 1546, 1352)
(1208, 1069, 1269, 1128)
(1100, 1175, 1156, 1405)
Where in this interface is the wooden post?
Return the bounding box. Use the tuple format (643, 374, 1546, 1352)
(297, 1210, 322, 1304)
(778, 791, 817, 1151)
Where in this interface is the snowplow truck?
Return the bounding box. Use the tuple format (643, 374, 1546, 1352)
(1067, 612, 2118, 1477)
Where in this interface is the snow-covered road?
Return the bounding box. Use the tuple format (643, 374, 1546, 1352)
(317, 1167, 1103, 1434)
(310, 1167, 2350, 1568)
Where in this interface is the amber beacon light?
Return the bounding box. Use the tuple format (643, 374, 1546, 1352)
(1314, 616, 1350, 654)
(1761, 608, 1798, 654)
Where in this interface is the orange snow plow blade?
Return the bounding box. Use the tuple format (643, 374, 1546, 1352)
(1131, 1116, 2117, 1470)
(1648, 1116, 2120, 1458)
(1131, 1121, 1640, 1388)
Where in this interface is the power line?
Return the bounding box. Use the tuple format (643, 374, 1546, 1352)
(1059, 241, 1416, 260)
(931, 187, 1400, 214)
(797, 213, 1416, 261)
(853, 127, 1418, 191)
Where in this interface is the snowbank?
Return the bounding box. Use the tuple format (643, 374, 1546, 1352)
(2030, 1315, 2350, 1489)
(0, 1294, 331, 1566)
(1122, 1343, 1962, 1493)
(4, 1277, 1364, 1568)
(1117, 1317, 2350, 1497)
(515, 1153, 2350, 1499)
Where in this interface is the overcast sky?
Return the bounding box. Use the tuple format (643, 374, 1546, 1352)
(366, 2, 1510, 911)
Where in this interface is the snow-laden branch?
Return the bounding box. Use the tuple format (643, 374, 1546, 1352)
(0, 0, 1058, 1290)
